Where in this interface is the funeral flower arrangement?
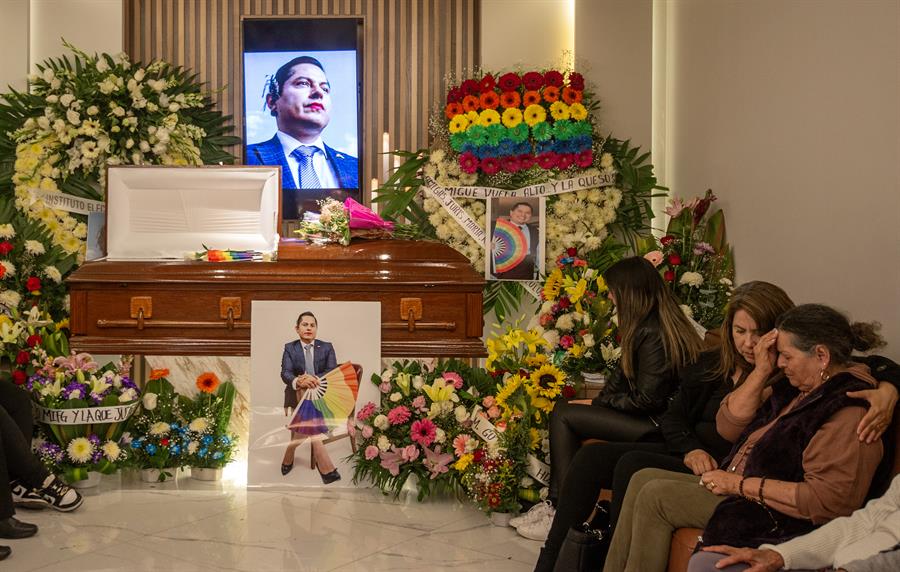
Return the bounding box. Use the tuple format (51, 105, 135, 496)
(26, 353, 138, 482)
(350, 360, 497, 500)
(295, 197, 420, 246)
(531, 246, 621, 379)
(652, 190, 735, 330)
(127, 370, 186, 481)
(178, 371, 238, 470)
(0, 42, 239, 325)
(375, 66, 659, 317)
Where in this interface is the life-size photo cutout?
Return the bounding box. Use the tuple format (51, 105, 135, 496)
(486, 197, 545, 281)
(248, 301, 380, 488)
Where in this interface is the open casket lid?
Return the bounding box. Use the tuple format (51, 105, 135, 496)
(105, 165, 280, 260)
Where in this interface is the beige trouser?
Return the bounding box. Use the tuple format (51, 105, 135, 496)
(603, 468, 725, 572)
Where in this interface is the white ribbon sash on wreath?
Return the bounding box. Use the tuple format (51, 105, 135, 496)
(30, 189, 106, 215)
(469, 407, 552, 485)
(526, 454, 551, 486)
(33, 402, 138, 425)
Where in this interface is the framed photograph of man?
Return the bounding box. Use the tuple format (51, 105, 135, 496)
(241, 17, 363, 224)
(248, 301, 380, 488)
(486, 197, 545, 281)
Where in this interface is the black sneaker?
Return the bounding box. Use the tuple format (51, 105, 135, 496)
(10, 480, 49, 510)
(36, 475, 83, 512)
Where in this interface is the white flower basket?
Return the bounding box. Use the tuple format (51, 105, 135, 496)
(65, 470, 101, 489)
(489, 511, 513, 527)
(190, 467, 222, 482)
(140, 468, 177, 483)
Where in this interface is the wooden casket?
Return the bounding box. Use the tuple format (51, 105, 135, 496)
(68, 239, 486, 357)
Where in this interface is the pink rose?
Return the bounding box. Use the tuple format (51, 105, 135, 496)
(411, 395, 427, 410)
(643, 250, 663, 267)
(487, 406, 501, 419)
(560, 335, 575, 349)
(361, 425, 374, 439)
(379, 381, 391, 394)
(482, 395, 496, 408)
(364, 445, 379, 460)
(401, 444, 420, 462)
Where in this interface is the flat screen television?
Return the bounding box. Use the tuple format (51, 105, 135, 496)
(241, 17, 363, 225)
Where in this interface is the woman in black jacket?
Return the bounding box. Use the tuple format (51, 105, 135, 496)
(516, 257, 704, 542)
(531, 280, 794, 570)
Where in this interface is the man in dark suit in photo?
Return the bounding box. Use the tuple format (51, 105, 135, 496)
(279, 311, 341, 484)
(247, 56, 358, 219)
(491, 201, 540, 280)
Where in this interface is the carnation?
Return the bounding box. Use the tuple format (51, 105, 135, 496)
(373, 414, 389, 430)
(555, 314, 575, 331)
(42, 266, 62, 283)
(24, 240, 46, 255)
(101, 440, 122, 462)
(0, 290, 21, 309)
(679, 272, 704, 287)
(149, 422, 171, 436)
(0, 224, 14, 239)
(377, 435, 392, 452)
(188, 417, 210, 433)
(364, 445, 379, 460)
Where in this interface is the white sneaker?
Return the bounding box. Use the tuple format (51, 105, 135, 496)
(516, 505, 555, 541)
(509, 500, 554, 529)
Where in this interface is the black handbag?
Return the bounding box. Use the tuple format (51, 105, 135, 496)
(552, 501, 611, 572)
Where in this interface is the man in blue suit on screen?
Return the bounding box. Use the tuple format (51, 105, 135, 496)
(247, 56, 358, 217)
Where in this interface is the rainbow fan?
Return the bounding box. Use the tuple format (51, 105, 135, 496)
(291, 362, 360, 431)
(492, 218, 528, 273)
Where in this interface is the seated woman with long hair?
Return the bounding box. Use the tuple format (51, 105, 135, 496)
(533, 280, 795, 571)
(515, 256, 704, 541)
(604, 303, 889, 572)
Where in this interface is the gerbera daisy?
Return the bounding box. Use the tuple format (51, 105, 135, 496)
(569, 102, 588, 121)
(459, 152, 479, 174)
(522, 90, 541, 107)
(497, 72, 521, 91)
(501, 107, 523, 128)
(444, 102, 463, 119)
(196, 372, 220, 393)
(567, 72, 585, 90)
(536, 151, 559, 170)
(478, 73, 496, 93)
(460, 78, 480, 96)
(575, 149, 593, 168)
(478, 108, 501, 127)
(542, 85, 560, 103)
(479, 91, 500, 110)
(544, 70, 564, 87)
(523, 104, 546, 127)
(410, 418, 436, 447)
(461, 95, 480, 113)
(522, 71, 544, 90)
(446, 86, 463, 103)
(557, 153, 574, 170)
(449, 114, 469, 134)
(549, 101, 570, 121)
(148, 368, 169, 381)
(562, 86, 583, 104)
(499, 90, 521, 109)
(518, 153, 536, 170)
(480, 157, 501, 175)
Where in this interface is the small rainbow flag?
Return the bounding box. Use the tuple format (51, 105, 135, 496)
(492, 218, 528, 273)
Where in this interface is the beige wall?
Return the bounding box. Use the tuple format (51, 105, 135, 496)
(481, 0, 574, 70)
(663, 0, 900, 358)
(0, 0, 29, 92)
(30, 0, 123, 65)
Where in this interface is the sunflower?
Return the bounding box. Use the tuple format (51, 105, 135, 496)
(529, 364, 566, 398)
(542, 268, 564, 301)
(522, 90, 542, 107)
(196, 372, 220, 393)
(494, 374, 524, 408)
(549, 101, 570, 121)
(525, 353, 549, 368)
(501, 107, 523, 129)
(523, 104, 547, 127)
(569, 102, 588, 121)
(449, 114, 470, 134)
(67, 437, 94, 464)
(478, 109, 501, 127)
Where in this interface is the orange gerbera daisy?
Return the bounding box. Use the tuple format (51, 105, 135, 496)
(149, 368, 170, 381)
(499, 90, 521, 109)
(196, 372, 221, 394)
(542, 86, 560, 103)
(522, 90, 541, 107)
(444, 102, 463, 119)
(461, 94, 480, 113)
(479, 91, 500, 110)
(562, 86, 583, 104)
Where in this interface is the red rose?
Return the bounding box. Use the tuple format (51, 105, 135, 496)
(558, 297, 571, 309)
(478, 73, 496, 93)
(660, 235, 675, 246)
(568, 72, 585, 91)
(497, 72, 521, 91)
(26, 334, 42, 348)
(522, 71, 544, 90)
(446, 86, 463, 104)
(566, 247, 577, 256)
(161, 438, 170, 446)
(664, 270, 676, 282)
(544, 70, 564, 88)
(15, 350, 29, 365)
(473, 449, 485, 462)
(12, 369, 26, 385)
(562, 385, 576, 399)
(26, 276, 41, 292)
(668, 253, 681, 266)
(460, 78, 480, 96)
(0, 241, 12, 256)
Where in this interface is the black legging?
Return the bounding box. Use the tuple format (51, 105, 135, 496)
(0, 403, 49, 519)
(535, 446, 695, 572)
(548, 401, 660, 502)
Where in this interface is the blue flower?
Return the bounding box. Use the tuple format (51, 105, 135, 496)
(198, 448, 209, 457)
(130, 440, 143, 449)
(201, 435, 213, 446)
(219, 436, 231, 445)
(170, 445, 181, 455)
(145, 443, 158, 455)
(212, 452, 223, 460)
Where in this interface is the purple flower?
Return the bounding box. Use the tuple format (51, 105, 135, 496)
(693, 242, 715, 256)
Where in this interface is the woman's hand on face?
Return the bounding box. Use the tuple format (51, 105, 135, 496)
(684, 449, 718, 475)
(849, 381, 898, 443)
(699, 469, 740, 496)
(700, 545, 784, 572)
(753, 329, 779, 376)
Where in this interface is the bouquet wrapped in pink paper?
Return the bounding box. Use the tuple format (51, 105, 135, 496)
(295, 198, 404, 246)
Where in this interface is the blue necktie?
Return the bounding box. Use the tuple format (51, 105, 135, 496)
(291, 146, 322, 189)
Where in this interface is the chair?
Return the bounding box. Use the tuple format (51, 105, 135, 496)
(310, 363, 362, 470)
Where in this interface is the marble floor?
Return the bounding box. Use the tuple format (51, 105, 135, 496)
(8, 467, 542, 571)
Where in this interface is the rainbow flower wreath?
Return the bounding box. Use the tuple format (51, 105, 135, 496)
(377, 67, 659, 318)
